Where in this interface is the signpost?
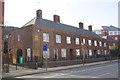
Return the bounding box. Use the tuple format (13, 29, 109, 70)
(43, 44, 48, 71)
(81, 42, 85, 66)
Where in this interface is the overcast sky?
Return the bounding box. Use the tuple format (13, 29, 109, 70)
(4, 0, 119, 30)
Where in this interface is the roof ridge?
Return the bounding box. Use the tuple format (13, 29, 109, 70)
(22, 18, 36, 27)
(23, 17, 101, 38)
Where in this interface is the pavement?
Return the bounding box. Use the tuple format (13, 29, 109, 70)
(2, 59, 118, 78)
(16, 61, 118, 78)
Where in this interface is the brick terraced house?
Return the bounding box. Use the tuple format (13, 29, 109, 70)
(8, 10, 117, 64)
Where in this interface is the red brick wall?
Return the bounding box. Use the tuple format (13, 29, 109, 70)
(33, 25, 108, 61)
(8, 26, 33, 63)
(0, 0, 4, 24)
(8, 24, 118, 63)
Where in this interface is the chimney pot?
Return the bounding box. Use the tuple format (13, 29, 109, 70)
(53, 15, 60, 23)
(88, 25, 92, 31)
(79, 22, 84, 29)
(36, 9, 42, 19)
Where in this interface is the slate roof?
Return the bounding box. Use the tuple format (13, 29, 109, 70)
(4, 26, 18, 35)
(107, 36, 115, 40)
(102, 25, 120, 31)
(23, 18, 101, 38)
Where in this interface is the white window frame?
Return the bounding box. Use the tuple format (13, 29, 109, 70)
(43, 33, 49, 42)
(104, 42, 106, 47)
(66, 36, 71, 44)
(109, 32, 113, 35)
(75, 38, 80, 45)
(56, 34, 61, 43)
(27, 48, 31, 61)
(98, 50, 101, 54)
(99, 41, 102, 46)
(5, 35, 9, 39)
(88, 40, 92, 46)
(61, 49, 66, 57)
(104, 50, 107, 55)
(114, 32, 117, 35)
(94, 40, 97, 46)
(89, 50, 92, 56)
(76, 49, 80, 56)
(18, 34, 20, 41)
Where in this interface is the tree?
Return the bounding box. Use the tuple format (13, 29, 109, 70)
(110, 46, 120, 57)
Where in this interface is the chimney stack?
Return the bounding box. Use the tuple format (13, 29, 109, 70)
(88, 25, 92, 31)
(36, 9, 42, 19)
(79, 22, 84, 29)
(102, 30, 108, 36)
(53, 15, 60, 23)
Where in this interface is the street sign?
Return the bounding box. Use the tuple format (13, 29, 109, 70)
(43, 44, 48, 51)
(42, 43, 48, 71)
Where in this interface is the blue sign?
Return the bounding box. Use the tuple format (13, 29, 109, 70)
(43, 44, 48, 51)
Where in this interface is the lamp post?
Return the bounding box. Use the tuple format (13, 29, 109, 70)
(81, 42, 85, 66)
(0, 51, 2, 77)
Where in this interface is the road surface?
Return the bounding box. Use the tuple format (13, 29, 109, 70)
(15, 61, 119, 78)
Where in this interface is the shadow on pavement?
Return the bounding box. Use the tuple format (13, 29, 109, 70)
(2, 78, 25, 80)
(1, 78, 119, 80)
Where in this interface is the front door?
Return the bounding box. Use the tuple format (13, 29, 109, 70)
(17, 49, 22, 63)
(54, 48, 58, 60)
(70, 49, 73, 60)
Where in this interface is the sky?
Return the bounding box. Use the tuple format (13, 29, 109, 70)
(4, 0, 119, 30)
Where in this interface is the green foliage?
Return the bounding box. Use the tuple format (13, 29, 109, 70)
(110, 46, 120, 57)
(4, 40, 8, 54)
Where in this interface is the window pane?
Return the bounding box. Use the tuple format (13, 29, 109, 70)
(94, 41, 97, 46)
(89, 50, 92, 56)
(98, 50, 100, 54)
(18, 34, 20, 41)
(88, 40, 92, 46)
(43, 33, 49, 42)
(66, 36, 71, 44)
(27, 48, 31, 61)
(56, 35, 61, 43)
(61, 49, 66, 57)
(5, 35, 9, 39)
(99, 41, 102, 46)
(76, 49, 80, 56)
(104, 50, 107, 55)
(104, 42, 106, 47)
(75, 38, 79, 45)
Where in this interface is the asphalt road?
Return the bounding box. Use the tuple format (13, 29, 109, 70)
(15, 61, 119, 79)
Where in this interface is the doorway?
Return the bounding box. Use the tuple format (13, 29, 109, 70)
(17, 49, 22, 63)
(54, 48, 58, 61)
(70, 49, 73, 60)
